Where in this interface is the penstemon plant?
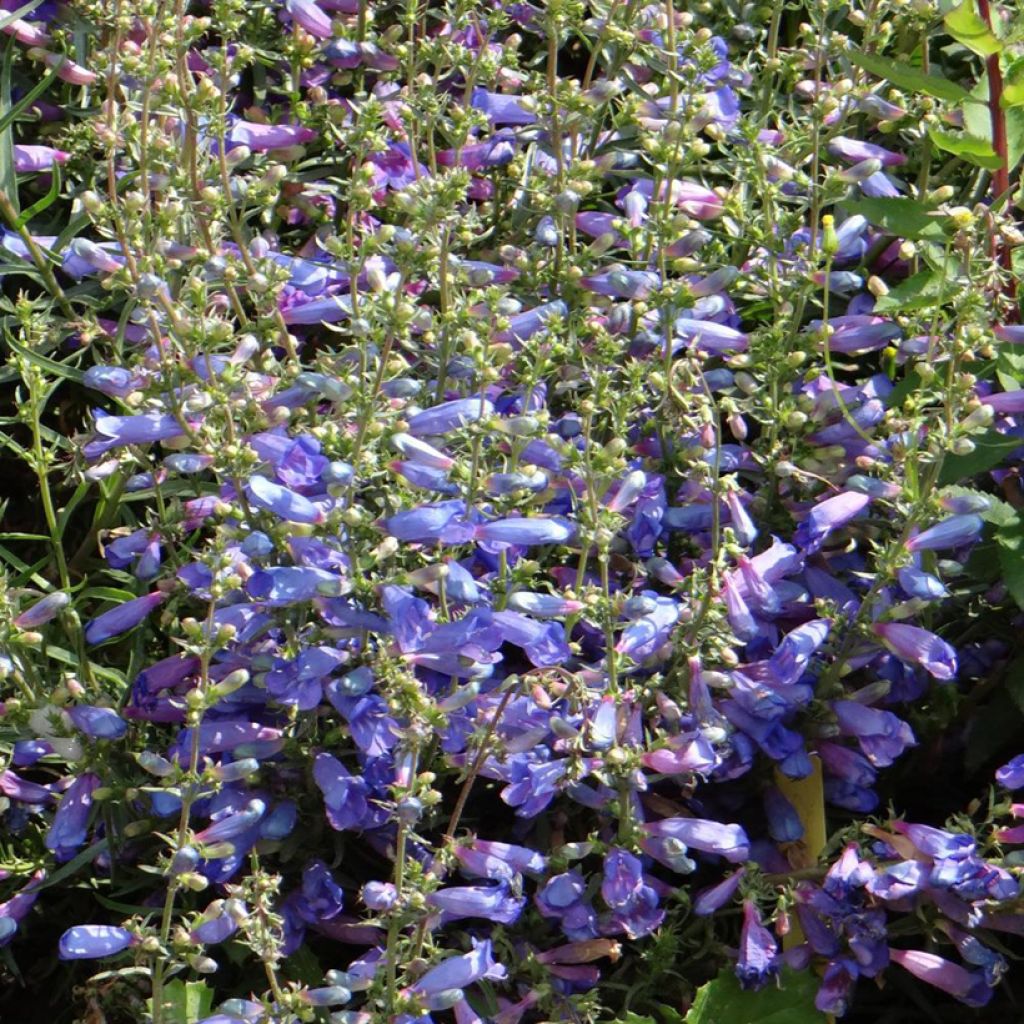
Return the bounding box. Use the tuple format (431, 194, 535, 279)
(3, 0, 1024, 1022)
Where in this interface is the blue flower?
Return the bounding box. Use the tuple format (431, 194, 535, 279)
(736, 900, 779, 988)
(59, 925, 135, 960)
(84, 592, 165, 644)
(45, 773, 100, 862)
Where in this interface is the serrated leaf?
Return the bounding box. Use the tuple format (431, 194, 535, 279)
(927, 127, 1003, 168)
(684, 967, 825, 1024)
(842, 197, 949, 242)
(937, 430, 1023, 484)
(945, 2, 1002, 57)
(996, 347, 1024, 391)
(149, 979, 214, 1024)
(848, 50, 972, 103)
(1004, 60, 1024, 108)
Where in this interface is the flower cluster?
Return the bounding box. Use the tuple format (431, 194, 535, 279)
(1, 0, 1024, 1022)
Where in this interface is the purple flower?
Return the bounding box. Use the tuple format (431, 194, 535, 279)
(225, 118, 316, 152)
(736, 900, 779, 988)
(428, 882, 525, 925)
(793, 491, 871, 553)
(194, 799, 267, 844)
(764, 786, 803, 843)
(391, 432, 454, 469)
(906, 515, 984, 552)
(470, 89, 536, 125)
(247, 474, 324, 524)
(616, 595, 681, 660)
(246, 566, 345, 604)
(475, 517, 575, 547)
(13, 144, 68, 172)
(0, 869, 45, 947)
(600, 849, 664, 939)
(84, 591, 165, 644)
(380, 501, 476, 544)
(872, 622, 957, 680)
(58, 925, 135, 960)
(889, 949, 993, 1008)
(828, 136, 907, 167)
(493, 300, 568, 345)
(85, 412, 187, 459)
(412, 938, 506, 1004)
(833, 700, 916, 766)
(406, 398, 494, 436)
(673, 318, 749, 354)
(13, 591, 70, 628)
(581, 268, 660, 299)
(46, 773, 100, 861)
(643, 818, 750, 862)
(285, 0, 333, 37)
(693, 868, 745, 916)
(67, 705, 127, 740)
(192, 902, 241, 944)
(996, 754, 1024, 789)
(536, 871, 598, 940)
(313, 752, 370, 831)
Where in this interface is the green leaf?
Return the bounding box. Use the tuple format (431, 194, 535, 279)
(842, 197, 949, 242)
(996, 514, 1024, 608)
(5, 328, 86, 384)
(944, 2, 1002, 57)
(685, 968, 825, 1024)
(282, 945, 324, 988)
(0, 36, 19, 216)
(873, 269, 950, 313)
(938, 430, 1023, 484)
(0, 53, 64, 138)
(149, 980, 214, 1024)
(996, 347, 1024, 392)
(848, 49, 972, 103)
(33, 838, 110, 891)
(964, 74, 1024, 174)
(885, 370, 922, 410)
(16, 162, 61, 228)
(1004, 58, 1024, 108)
(927, 127, 1003, 168)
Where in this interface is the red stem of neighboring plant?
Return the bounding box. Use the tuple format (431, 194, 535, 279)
(977, 0, 1015, 311)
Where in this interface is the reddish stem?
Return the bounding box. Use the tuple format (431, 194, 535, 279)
(979, 0, 1010, 206)
(977, 0, 1015, 319)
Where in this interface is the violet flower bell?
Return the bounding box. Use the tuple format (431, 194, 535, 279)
(643, 817, 750, 863)
(59, 925, 135, 960)
(871, 622, 957, 681)
(284, 0, 334, 37)
(84, 591, 165, 645)
(13, 591, 70, 628)
(411, 938, 507, 1011)
(889, 949, 994, 1008)
(45, 773, 101, 862)
(736, 900, 779, 989)
(794, 490, 871, 553)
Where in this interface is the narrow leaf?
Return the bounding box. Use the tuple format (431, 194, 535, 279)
(848, 50, 971, 103)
